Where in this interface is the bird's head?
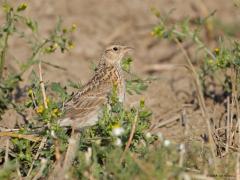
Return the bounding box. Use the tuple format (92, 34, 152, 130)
(103, 45, 133, 65)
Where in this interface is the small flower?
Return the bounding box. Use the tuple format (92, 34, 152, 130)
(145, 132, 152, 139)
(207, 59, 214, 65)
(62, 28, 68, 33)
(112, 124, 124, 136)
(51, 108, 61, 117)
(45, 43, 58, 53)
(46, 98, 50, 105)
(17, 3, 27, 12)
(214, 47, 220, 55)
(53, 43, 59, 49)
(163, 139, 171, 147)
(114, 138, 122, 147)
(51, 130, 57, 138)
(2, 3, 12, 13)
(68, 41, 75, 49)
(71, 24, 77, 32)
(36, 105, 44, 114)
(140, 98, 145, 108)
(27, 89, 33, 96)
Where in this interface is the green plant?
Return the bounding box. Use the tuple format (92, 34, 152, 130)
(0, 2, 156, 178)
(1, 1, 240, 179)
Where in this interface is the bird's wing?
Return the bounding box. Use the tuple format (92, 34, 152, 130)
(61, 80, 112, 124)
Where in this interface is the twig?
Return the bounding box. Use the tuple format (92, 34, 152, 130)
(27, 137, 47, 177)
(49, 131, 81, 180)
(156, 114, 181, 128)
(120, 111, 138, 163)
(42, 60, 67, 71)
(226, 96, 230, 154)
(0, 131, 41, 142)
(4, 138, 10, 167)
(237, 154, 240, 180)
(32, 158, 48, 180)
(0, 10, 13, 79)
(38, 61, 48, 109)
(174, 38, 217, 168)
(16, 161, 23, 180)
(29, 90, 38, 110)
(0, 127, 20, 132)
(232, 68, 240, 180)
(179, 143, 185, 167)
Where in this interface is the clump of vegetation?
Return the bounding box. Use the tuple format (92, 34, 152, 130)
(0, 2, 156, 179)
(151, 4, 240, 177)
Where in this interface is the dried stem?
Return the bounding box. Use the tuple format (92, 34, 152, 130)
(0, 131, 41, 142)
(49, 131, 81, 180)
(4, 138, 9, 167)
(27, 137, 47, 177)
(32, 158, 48, 180)
(174, 38, 217, 168)
(38, 61, 48, 109)
(120, 111, 138, 163)
(231, 68, 240, 180)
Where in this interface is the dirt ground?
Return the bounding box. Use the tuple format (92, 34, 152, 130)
(1, 0, 240, 143)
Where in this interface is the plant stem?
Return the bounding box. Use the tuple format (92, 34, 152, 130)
(38, 61, 48, 109)
(0, 11, 13, 80)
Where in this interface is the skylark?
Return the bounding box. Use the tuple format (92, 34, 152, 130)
(58, 45, 132, 129)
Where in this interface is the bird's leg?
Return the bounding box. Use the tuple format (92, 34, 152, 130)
(62, 128, 81, 170)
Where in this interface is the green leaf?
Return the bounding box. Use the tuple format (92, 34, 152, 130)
(26, 18, 38, 32)
(126, 79, 148, 95)
(50, 82, 68, 99)
(121, 57, 133, 72)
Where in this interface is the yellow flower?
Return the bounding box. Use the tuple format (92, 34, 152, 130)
(68, 41, 75, 49)
(71, 24, 77, 32)
(62, 28, 68, 33)
(17, 3, 27, 12)
(2, 3, 12, 13)
(207, 59, 214, 65)
(36, 105, 44, 114)
(112, 123, 120, 129)
(53, 43, 59, 49)
(51, 108, 61, 117)
(140, 98, 145, 108)
(214, 48, 220, 55)
(46, 98, 50, 105)
(27, 89, 33, 96)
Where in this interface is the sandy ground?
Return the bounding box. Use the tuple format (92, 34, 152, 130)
(1, 0, 240, 142)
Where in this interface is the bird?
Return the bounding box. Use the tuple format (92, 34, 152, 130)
(50, 45, 132, 179)
(58, 45, 132, 130)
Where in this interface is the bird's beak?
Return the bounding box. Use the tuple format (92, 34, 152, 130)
(123, 46, 134, 53)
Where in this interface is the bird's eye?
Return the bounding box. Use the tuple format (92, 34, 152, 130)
(113, 47, 118, 51)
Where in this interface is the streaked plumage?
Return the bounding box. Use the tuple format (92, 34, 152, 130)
(58, 45, 132, 129)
